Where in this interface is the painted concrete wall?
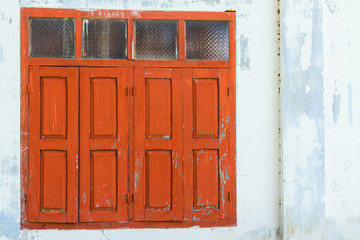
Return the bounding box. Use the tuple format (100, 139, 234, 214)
(0, 0, 280, 239)
(281, 0, 360, 239)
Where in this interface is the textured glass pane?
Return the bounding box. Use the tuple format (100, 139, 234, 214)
(135, 20, 178, 60)
(83, 19, 127, 59)
(29, 18, 75, 58)
(186, 21, 229, 60)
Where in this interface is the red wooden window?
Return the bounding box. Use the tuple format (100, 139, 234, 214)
(21, 8, 236, 229)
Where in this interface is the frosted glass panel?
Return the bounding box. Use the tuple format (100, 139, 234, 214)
(135, 20, 178, 60)
(82, 19, 127, 59)
(29, 18, 75, 58)
(186, 21, 229, 60)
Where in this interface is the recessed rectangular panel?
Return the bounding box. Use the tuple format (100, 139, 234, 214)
(194, 150, 219, 209)
(146, 150, 172, 210)
(29, 18, 75, 58)
(82, 19, 127, 59)
(146, 78, 172, 139)
(135, 20, 178, 60)
(193, 79, 219, 138)
(186, 21, 229, 60)
(91, 151, 117, 210)
(41, 77, 67, 139)
(91, 78, 117, 138)
(41, 151, 67, 212)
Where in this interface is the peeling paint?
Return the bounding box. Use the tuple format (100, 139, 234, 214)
(332, 93, 341, 124)
(0, 212, 20, 239)
(239, 34, 250, 70)
(282, 0, 325, 238)
(325, 0, 339, 14)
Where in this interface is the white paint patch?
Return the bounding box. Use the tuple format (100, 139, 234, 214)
(306, 85, 311, 94)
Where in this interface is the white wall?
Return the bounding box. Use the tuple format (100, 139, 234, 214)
(0, 0, 280, 239)
(281, 0, 360, 239)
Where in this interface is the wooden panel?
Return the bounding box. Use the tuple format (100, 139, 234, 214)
(183, 68, 230, 221)
(91, 78, 117, 138)
(134, 68, 183, 221)
(146, 150, 172, 210)
(40, 77, 67, 139)
(193, 78, 219, 138)
(80, 67, 128, 223)
(91, 151, 117, 210)
(193, 150, 219, 209)
(41, 151, 67, 212)
(145, 78, 172, 139)
(28, 66, 78, 223)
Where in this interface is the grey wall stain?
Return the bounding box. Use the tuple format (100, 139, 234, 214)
(0, 212, 20, 240)
(282, 0, 325, 238)
(332, 93, 341, 124)
(326, 219, 347, 240)
(238, 226, 271, 240)
(348, 85, 352, 125)
(325, 0, 339, 13)
(240, 34, 250, 70)
(0, 156, 20, 240)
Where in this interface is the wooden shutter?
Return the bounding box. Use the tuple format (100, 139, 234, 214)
(79, 67, 128, 222)
(28, 66, 78, 223)
(183, 68, 231, 220)
(134, 68, 183, 221)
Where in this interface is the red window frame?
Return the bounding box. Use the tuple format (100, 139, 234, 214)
(20, 8, 236, 229)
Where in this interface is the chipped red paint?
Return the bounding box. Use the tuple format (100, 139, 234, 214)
(20, 8, 236, 229)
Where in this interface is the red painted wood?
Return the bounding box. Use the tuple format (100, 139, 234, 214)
(21, 8, 236, 229)
(193, 78, 219, 138)
(178, 20, 185, 60)
(127, 67, 135, 221)
(28, 67, 78, 223)
(145, 78, 172, 139)
(134, 68, 183, 221)
(194, 150, 219, 208)
(79, 67, 128, 222)
(41, 151, 67, 210)
(20, 15, 29, 225)
(28, 58, 229, 68)
(21, 8, 235, 21)
(22, 219, 236, 229)
(90, 78, 117, 138)
(91, 151, 117, 210)
(229, 19, 237, 221)
(183, 68, 230, 221)
(76, 18, 82, 58)
(146, 151, 172, 209)
(128, 19, 134, 60)
(40, 77, 67, 138)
